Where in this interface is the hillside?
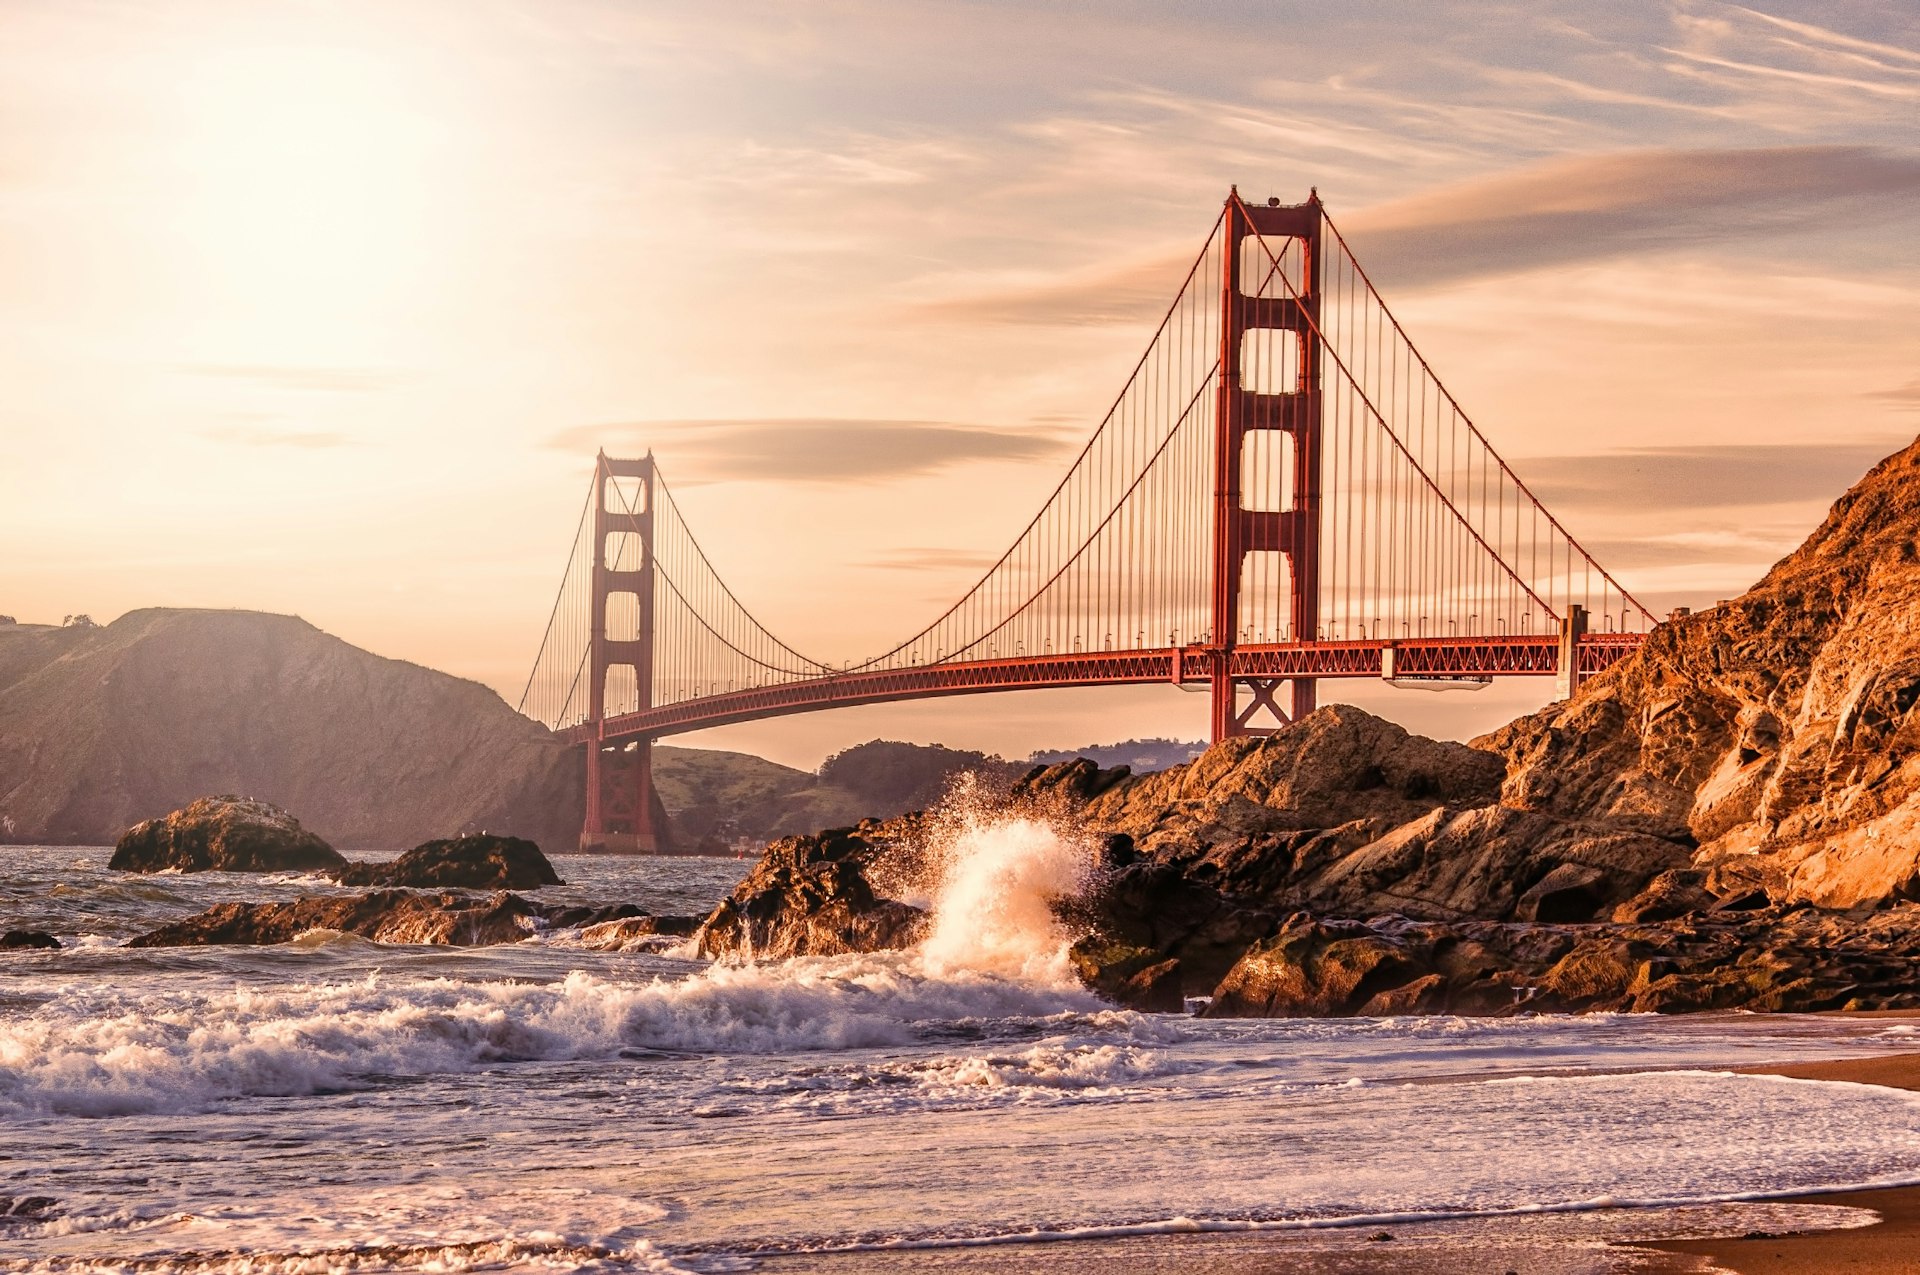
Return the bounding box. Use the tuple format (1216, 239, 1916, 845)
(0, 609, 581, 851)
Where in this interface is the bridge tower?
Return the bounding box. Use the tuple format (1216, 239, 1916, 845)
(1210, 189, 1323, 740)
(583, 451, 669, 853)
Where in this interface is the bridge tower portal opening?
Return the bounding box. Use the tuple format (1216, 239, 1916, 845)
(1211, 189, 1323, 740)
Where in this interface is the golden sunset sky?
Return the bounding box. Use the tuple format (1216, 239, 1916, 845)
(3, 1, 1917, 766)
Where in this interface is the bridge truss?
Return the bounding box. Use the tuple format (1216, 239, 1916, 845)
(521, 190, 1653, 851)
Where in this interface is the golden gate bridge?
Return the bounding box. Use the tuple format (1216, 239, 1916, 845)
(520, 190, 1653, 852)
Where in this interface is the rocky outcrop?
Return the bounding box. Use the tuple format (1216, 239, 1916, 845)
(126, 891, 669, 948)
(334, 835, 563, 890)
(692, 822, 929, 960)
(1201, 904, 1920, 1017)
(109, 796, 347, 874)
(0, 608, 580, 851)
(1, 930, 59, 950)
(1481, 437, 1920, 909)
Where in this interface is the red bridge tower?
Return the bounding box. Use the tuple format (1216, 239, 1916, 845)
(1211, 189, 1323, 739)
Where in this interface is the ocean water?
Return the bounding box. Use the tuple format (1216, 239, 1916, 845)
(5, 812, 1920, 1274)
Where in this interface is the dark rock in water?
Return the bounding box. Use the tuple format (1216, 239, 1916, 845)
(109, 796, 346, 875)
(124, 890, 681, 949)
(1, 930, 59, 950)
(127, 890, 545, 947)
(576, 914, 701, 950)
(693, 825, 928, 960)
(0, 1196, 59, 1225)
(334, 834, 563, 890)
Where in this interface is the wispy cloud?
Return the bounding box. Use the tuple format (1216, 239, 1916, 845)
(547, 418, 1082, 483)
(183, 365, 413, 393)
(1871, 380, 1920, 411)
(1516, 439, 1905, 512)
(914, 145, 1920, 324)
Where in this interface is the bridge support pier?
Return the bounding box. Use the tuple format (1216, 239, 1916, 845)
(583, 737, 669, 854)
(1554, 604, 1589, 701)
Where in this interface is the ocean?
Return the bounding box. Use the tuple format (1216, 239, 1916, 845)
(5, 813, 1920, 1274)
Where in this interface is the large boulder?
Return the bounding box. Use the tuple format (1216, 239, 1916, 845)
(334, 834, 562, 889)
(1, 930, 59, 951)
(692, 823, 928, 960)
(109, 796, 346, 874)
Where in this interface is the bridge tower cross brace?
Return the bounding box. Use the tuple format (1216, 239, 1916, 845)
(583, 451, 668, 853)
(1209, 190, 1324, 741)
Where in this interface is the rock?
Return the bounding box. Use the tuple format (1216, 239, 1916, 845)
(0, 1196, 59, 1225)
(109, 796, 346, 874)
(333, 835, 562, 889)
(692, 826, 929, 960)
(1611, 869, 1714, 923)
(126, 890, 550, 947)
(1064, 862, 1278, 1004)
(0, 930, 59, 950)
(577, 914, 700, 950)
(1480, 437, 1920, 909)
(1205, 913, 1426, 1017)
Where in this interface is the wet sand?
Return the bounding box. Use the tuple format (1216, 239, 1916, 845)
(759, 1042, 1920, 1275)
(1647, 1049, 1920, 1275)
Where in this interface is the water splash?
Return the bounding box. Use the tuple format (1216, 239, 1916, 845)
(914, 775, 1097, 983)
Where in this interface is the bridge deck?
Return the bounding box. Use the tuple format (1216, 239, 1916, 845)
(562, 633, 1644, 743)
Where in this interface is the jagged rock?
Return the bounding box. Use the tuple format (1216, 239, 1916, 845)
(0, 930, 59, 950)
(692, 825, 928, 960)
(1479, 437, 1920, 908)
(1611, 869, 1715, 923)
(127, 890, 545, 947)
(109, 796, 346, 875)
(1064, 862, 1277, 1000)
(1084, 707, 1507, 855)
(0, 1196, 59, 1226)
(1198, 904, 1920, 1018)
(576, 914, 700, 950)
(124, 891, 680, 948)
(334, 834, 562, 890)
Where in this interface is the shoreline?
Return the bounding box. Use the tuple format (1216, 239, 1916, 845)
(1643, 1049, 1920, 1275)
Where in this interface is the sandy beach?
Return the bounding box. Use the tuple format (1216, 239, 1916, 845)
(1644, 1049, 1920, 1275)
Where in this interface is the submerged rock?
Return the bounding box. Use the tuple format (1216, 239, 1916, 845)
(334, 834, 563, 890)
(0, 930, 59, 951)
(109, 796, 346, 875)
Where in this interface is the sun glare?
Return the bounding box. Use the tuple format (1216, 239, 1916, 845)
(164, 44, 452, 366)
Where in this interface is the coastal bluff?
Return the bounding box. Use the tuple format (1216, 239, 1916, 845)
(0, 609, 580, 852)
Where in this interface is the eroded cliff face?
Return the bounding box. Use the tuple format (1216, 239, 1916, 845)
(1483, 437, 1920, 908)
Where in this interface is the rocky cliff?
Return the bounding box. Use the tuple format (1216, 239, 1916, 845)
(0, 609, 581, 852)
(1482, 436, 1920, 909)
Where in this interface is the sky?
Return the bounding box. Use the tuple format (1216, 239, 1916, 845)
(3, 0, 1917, 769)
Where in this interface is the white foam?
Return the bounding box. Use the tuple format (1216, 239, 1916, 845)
(915, 794, 1094, 983)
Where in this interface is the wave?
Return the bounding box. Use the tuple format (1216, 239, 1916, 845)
(0, 950, 1121, 1116)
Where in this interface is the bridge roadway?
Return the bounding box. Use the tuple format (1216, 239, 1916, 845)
(560, 632, 1644, 745)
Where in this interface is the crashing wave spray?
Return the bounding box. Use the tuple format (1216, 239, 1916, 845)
(913, 775, 1098, 983)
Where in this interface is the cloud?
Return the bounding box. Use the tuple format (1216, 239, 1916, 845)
(1515, 439, 1904, 512)
(197, 425, 355, 449)
(916, 145, 1920, 323)
(1341, 144, 1920, 289)
(183, 365, 412, 393)
(1871, 379, 1920, 411)
(547, 418, 1082, 483)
